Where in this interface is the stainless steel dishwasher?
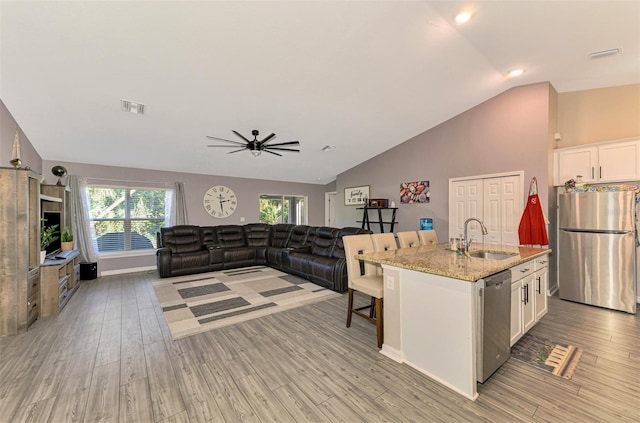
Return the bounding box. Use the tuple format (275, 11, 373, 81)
(476, 269, 511, 383)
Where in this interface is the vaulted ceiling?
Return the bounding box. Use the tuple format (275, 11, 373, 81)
(1, 1, 638, 184)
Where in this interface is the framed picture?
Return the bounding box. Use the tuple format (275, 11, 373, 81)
(344, 185, 370, 206)
(400, 181, 430, 204)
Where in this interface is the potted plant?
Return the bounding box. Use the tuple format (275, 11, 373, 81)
(40, 219, 59, 263)
(61, 227, 74, 251)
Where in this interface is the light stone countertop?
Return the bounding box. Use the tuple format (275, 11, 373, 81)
(357, 243, 551, 282)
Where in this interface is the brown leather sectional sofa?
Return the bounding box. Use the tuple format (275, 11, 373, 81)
(156, 223, 371, 292)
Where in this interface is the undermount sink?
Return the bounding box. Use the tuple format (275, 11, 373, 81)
(468, 251, 516, 260)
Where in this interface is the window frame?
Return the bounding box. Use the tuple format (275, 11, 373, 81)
(85, 183, 173, 256)
(258, 193, 308, 225)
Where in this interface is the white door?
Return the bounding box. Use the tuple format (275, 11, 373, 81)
(449, 179, 483, 241)
(325, 192, 336, 227)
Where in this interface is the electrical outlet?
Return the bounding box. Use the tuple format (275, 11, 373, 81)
(386, 276, 395, 291)
(240, 217, 245, 222)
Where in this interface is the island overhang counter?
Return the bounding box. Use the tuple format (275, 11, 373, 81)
(357, 243, 550, 400)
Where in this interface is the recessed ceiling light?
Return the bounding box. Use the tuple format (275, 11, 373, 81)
(121, 99, 146, 115)
(455, 11, 472, 24)
(321, 145, 336, 152)
(507, 69, 525, 78)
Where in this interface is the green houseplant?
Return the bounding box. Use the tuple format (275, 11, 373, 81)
(40, 219, 59, 263)
(61, 226, 74, 251)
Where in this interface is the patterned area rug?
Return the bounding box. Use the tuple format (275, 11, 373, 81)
(511, 333, 583, 379)
(152, 266, 341, 340)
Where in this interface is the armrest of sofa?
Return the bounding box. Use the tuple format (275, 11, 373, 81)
(288, 245, 312, 254)
(156, 247, 172, 278)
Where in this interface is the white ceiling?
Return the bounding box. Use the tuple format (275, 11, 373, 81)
(1, 1, 638, 184)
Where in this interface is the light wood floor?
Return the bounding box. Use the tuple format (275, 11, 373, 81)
(1, 271, 638, 423)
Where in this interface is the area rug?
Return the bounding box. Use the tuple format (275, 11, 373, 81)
(511, 333, 583, 379)
(152, 266, 341, 340)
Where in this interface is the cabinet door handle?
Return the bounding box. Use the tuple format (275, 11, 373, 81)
(592, 167, 594, 179)
(600, 166, 602, 179)
(537, 276, 541, 294)
(522, 286, 527, 304)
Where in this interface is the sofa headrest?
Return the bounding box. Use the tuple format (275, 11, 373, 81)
(215, 225, 247, 248)
(161, 225, 203, 253)
(311, 227, 338, 257)
(332, 227, 371, 259)
(287, 225, 311, 248)
(270, 224, 293, 248)
(244, 223, 271, 247)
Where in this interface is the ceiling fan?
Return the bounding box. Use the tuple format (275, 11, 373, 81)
(206, 129, 300, 157)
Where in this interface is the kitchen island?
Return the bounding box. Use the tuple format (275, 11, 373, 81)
(357, 243, 550, 400)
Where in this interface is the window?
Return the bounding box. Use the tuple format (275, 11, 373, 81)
(259, 194, 307, 225)
(86, 186, 171, 253)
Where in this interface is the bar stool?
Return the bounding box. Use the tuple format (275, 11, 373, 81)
(343, 234, 384, 348)
(397, 231, 419, 248)
(418, 229, 438, 245)
(371, 232, 398, 252)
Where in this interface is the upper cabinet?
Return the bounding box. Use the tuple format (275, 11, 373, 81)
(553, 138, 640, 185)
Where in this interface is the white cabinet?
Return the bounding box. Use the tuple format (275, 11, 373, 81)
(510, 259, 536, 346)
(534, 256, 549, 321)
(598, 140, 640, 182)
(553, 138, 640, 185)
(554, 146, 598, 184)
(449, 173, 523, 246)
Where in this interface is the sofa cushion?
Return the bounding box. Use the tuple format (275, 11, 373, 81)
(287, 225, 311, 248)
(215, 225, 247, 248)
(161, 225, 203, 254)
(270, 224, 293, 248)
(311, 227, 338, 257)
(201, 226, 218, 246)
(244, 223, 271, 247)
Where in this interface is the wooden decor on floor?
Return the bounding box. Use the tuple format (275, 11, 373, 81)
(511, 333, 584, 379)
(151, 266, 340, 340)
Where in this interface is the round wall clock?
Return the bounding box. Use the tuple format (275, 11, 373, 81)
(203, 185, 237, 218)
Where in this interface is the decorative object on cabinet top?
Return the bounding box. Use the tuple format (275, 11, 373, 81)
(51, 165, 68, 186)
(10, 127, 21, 168)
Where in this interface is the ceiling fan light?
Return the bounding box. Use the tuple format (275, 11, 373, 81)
(251, 150, 262, 157)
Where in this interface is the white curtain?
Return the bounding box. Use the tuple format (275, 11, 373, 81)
(171, 182, 189, 225)
(68, 175, 100, 267)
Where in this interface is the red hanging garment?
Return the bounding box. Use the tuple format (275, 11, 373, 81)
(518, 177, 549, 245)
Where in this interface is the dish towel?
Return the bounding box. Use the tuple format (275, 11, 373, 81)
(518, 177, 549, 245)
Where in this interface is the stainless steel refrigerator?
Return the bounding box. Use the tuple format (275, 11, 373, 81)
(559, 191, 637, 314)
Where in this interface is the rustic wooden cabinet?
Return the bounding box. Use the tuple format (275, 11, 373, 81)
(40, 250, 80, 318)
(0, 168, 41, 336)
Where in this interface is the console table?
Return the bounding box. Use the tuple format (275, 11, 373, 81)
(40, 250, 81, 318)
(357, 207, 398, 233)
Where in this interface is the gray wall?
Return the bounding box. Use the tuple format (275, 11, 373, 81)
(1, 100, 42, 174)
(336, 82, 555, 241)
(42, 160, 328, 274)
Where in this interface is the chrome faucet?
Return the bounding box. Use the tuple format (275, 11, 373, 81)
(464, 218, 488, 250)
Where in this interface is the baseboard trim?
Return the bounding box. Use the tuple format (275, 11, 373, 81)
(380, 345, 404, 363)
(100, 265, 157, 277)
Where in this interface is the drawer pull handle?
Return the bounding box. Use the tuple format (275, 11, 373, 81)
(520, 268, 530, 273)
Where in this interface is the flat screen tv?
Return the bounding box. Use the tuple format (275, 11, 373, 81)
(42, 211, 62, 256)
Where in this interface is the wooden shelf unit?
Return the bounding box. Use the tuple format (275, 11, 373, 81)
(41, 184, 72, 233)
(0, 168, 41, 336)
(40, 250, 81, 318)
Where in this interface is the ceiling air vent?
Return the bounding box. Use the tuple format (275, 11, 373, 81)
(121, 99, 146, 115)
(589, 48, 622, 59)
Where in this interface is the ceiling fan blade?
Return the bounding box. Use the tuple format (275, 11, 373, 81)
(232, 130, 252, 143)
(262, 149, 283, 157)
(207, 144, 246, 148)
(206, 136, 247, 146)
(227, 147, 248, 154)
(266, 147, 300, 152)
(266, 141, 300, 147)
(259, 133, 277, 145)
